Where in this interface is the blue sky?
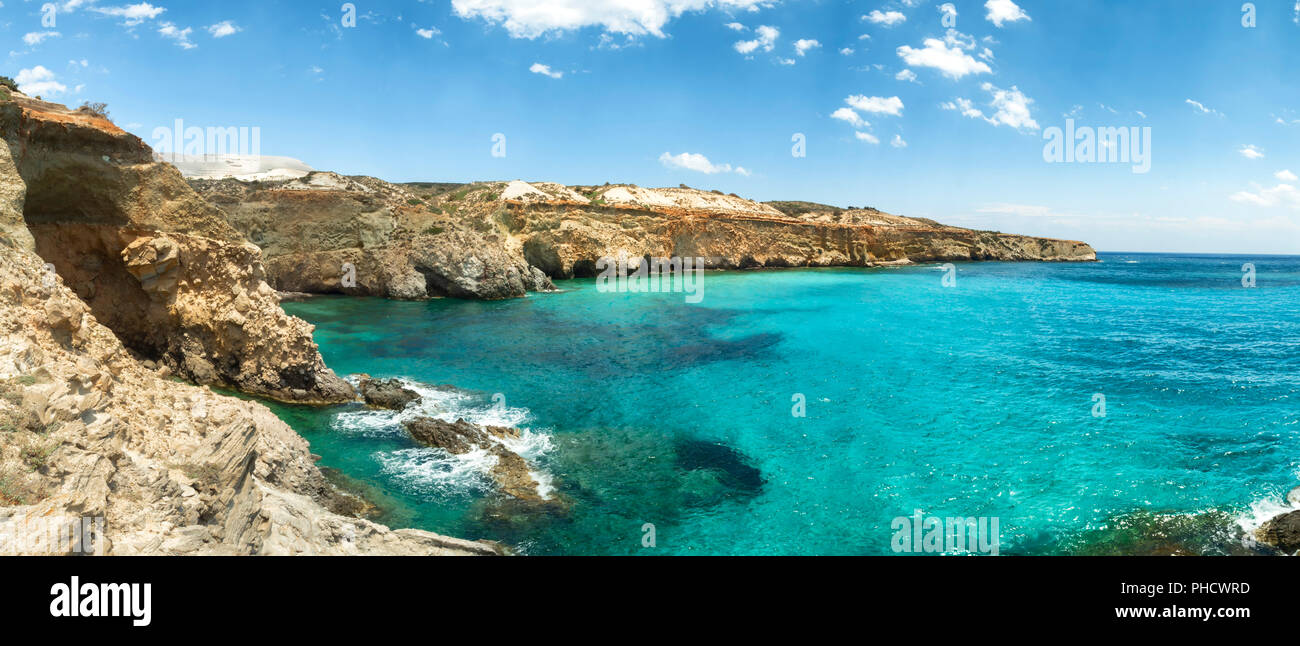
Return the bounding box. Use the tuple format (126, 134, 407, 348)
(4, 0, 1300, 254)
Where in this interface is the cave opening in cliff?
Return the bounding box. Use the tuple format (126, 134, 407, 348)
(21, 188, 170, 364)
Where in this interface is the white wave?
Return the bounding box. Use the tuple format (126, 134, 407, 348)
(1235, 494, 1299, 549)
(374, 446, 498, 498)
(343, 375, 557, 500)
(530, 469, 556, 500)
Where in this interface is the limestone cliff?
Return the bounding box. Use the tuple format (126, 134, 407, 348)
(190, 177, 1095, 299)
(0, 109, 496, 555)
(1, 93, 351, 404)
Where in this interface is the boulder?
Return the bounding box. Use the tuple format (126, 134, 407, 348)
(402, 416, 554, 504)
(358, 377, 420, 410)
(1256, 510, 1300, 553)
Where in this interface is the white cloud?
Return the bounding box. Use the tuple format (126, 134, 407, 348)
(735, 24, 778, 54)
(865, 10, 906, 26)
(942, 83, 1039, 131)
(1230, 183, 1299, 209)
(942, 28, 976, 50)
(1276, 170, 1298, 182)
(977, 203, 1067, 218)
(939, 3, 957, 23)
(897, 37, 992, 79)
(207, 21, 241, 38)
(725, 22, 746, 31)
(845, 95, 904, 116)
(529, 62, 563, 78)
(1294, 1, 1299, 24)
(890, 134, 907, 148)
(23, 32, 61, 46)
(794, 38, 821, 56)
(416, 27, 441, 39)
(47, 0, 95, 11)
(451, 0, 775, 39)
(984, 0, 1030, 27)
(941, 97, 983, 119)
(93, 3, 167, 26)
(831, 107, 868, 128)
(895, 69, 917, 83)
(15, 66, 67, 96)
(833, 96, 902, 145)
(158, 22, 196, 49)
(659, 151, 750, 175)
(839, 47, 854, 55)
(1239, 145, 1264, 160)
(1185, 99, 1223, 117)
(982, 84, 1038, 129)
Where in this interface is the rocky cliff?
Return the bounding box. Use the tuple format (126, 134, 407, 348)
(189, 177, 1095, 299)
(0, 91, 495, 554)
(1, 93, 351, 404)
(190, 174, 554, 300)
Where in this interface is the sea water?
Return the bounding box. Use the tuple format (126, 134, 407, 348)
(268, 253, 1300, 555)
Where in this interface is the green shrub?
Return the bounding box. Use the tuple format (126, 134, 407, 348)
(21, 440, 59, 470)
(0, 76, 17, 92)
(0, 472, 27, 505)
(407, 198, 423, 206)
(422, 225, 445, 236)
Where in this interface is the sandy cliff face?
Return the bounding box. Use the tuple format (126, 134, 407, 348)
(192, 177, 1095, 298)
(1, 94, 351, 404)
(0, 126, 496, 555)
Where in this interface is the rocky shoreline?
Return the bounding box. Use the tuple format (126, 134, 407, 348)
(0, 91, 496, 555)
(187, 175, 1097, 302)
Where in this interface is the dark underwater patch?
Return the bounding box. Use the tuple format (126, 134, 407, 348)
(673, 438, 765, 494)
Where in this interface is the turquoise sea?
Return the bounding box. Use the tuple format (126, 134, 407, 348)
(268, 253, 1300, 555)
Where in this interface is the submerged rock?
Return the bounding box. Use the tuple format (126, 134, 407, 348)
(1256, 510, 1300, 554)
(403, 416, 557, 506)
(358, 376, 420, 410)
(674, 438, 765, 494)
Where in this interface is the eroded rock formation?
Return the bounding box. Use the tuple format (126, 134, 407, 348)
(0, 91, 494, 555)
(358, 375, 420, 410)
(190, 177, 1096, 300)
(1, 94, 351, 404)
